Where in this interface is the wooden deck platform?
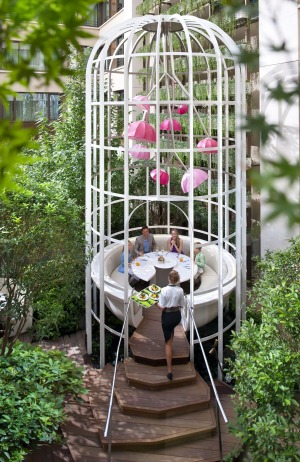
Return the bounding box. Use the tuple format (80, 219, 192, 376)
(21, 308, 240, 462)
(129, 305, 189, 365)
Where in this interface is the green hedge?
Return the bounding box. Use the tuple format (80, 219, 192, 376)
(227, 238, 300, 462)
(0, 342, 86, 461)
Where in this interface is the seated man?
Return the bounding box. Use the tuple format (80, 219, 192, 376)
(131, 226, 156, 291)
(133, 225, 156, 257)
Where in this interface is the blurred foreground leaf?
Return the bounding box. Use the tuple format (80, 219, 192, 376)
(0, 121, 38, 194)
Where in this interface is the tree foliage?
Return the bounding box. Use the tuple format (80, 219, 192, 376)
(227, 238, 300, 461)
(0, 0, 96, 194)
(0, 50, 89, 347)
(0, 173, 86, 346)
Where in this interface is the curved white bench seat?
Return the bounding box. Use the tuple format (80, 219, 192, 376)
(91, 234, 236, 329)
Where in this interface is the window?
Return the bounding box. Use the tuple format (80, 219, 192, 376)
(1, 42, 45, 71)
(1, 93, 61, 122)
(86, 1, 110, 27)
(100, 1, 110, 23)
(84, 3, 100, 27)
(116, 35, 124, 68)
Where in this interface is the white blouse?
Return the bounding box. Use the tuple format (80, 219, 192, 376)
(158, 284, 184, 309)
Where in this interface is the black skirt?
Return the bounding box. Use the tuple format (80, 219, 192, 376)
(161, 310, 181, 342)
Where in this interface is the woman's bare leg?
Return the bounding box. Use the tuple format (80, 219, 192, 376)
(165, 337, 173, 374)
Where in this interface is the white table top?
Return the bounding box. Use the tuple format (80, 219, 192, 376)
(131, 251, 197, 283)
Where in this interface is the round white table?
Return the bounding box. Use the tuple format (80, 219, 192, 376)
(131, 251, 197, 287)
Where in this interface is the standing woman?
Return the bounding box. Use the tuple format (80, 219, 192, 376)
(157, 270, 185, 380)
(168, 229, 183, 254)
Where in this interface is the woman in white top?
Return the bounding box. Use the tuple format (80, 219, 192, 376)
(157, 270, 184, 381)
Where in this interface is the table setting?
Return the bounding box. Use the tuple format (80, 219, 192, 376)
(131, 250, 197, 286)
(131, 284, 162, 308)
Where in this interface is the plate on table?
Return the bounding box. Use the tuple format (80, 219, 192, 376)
(149, 292, 160, 301)
(148, 284, 160, 293)
(136, 292, 149, 301)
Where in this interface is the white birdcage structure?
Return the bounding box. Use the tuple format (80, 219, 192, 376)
(86, 14, 246, 372)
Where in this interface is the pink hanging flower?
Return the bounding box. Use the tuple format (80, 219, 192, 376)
(176, 104, 188, 115)
(181, 169, 208, 193)
(128, 144, 151, 160)
(197, 137, 218, 154)
(123, 121, 156, 143)
(132, 95, 150, 112)
(160, 118, 182, 131)
(150, 168, 169, 186)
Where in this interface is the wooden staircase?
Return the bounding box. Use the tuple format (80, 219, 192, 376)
(63, 307, 240, 461)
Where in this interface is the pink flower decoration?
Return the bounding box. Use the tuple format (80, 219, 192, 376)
(176, 104, 188, 115)
(150, 168, 169, 186)
(124, 121, 156, 143)
(128, 144, 150, 160)
(132, 95, 150, 112)
(181, 169, 208, 193)
(197, 137, 218, 154)
(160, 118, 182, 131)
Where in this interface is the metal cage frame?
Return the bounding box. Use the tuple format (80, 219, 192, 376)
(85, 14, 247, 373)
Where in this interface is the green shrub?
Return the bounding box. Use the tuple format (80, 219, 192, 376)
(0, 341, 86, 461)
(227, 238, 300, 461)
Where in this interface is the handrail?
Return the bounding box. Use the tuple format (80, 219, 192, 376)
(185, 295, 228, 424)
(186, 297, 227, 461)
(103, 290, 133, 462)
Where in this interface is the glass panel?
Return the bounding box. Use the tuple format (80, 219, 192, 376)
(116, 35, 124, 68)
(84, 3, 99, 27)
(99, 1, 110, 24)
(19, 44, 30, 62)
(105, 1, 110, 20)
(49, 94, 60, 120)
(16, 93, 48, 121)
(1, 43, 18, 68)
(11, 43, 19, 65)
(30, 49, 45, 70)
(2, 95, 14, 120)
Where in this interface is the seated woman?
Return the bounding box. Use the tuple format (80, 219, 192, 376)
(118, 241, 140, 288)
(168, 229, 183, 254)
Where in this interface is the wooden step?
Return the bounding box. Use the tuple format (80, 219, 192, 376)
(68, 445, 222, 462)
(96, 405, 216, 450)
(65, 395, 239, 462)
(124, 357, 197, 389)
(115, 367, 210, 417)
(129, 306, 189, 365)
(210, 379, 235, 395)
(90, 366, 215, 450)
